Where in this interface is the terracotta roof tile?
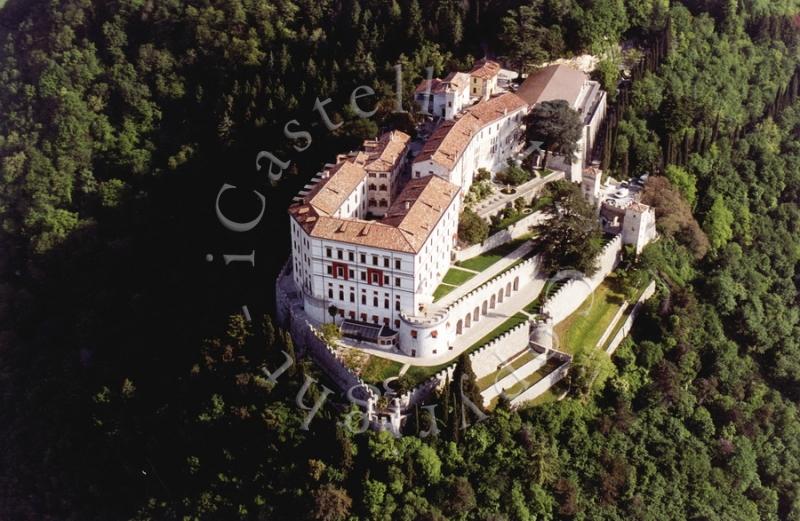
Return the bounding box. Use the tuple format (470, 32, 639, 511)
(413, 92, 527, 169)
(290, 175, 459, 253)
(361, 131, 410, 172)
(469, 59, 501, 80)
(305, 160, 366, 216)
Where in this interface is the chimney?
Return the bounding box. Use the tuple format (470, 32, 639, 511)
(404, 200, 411, 211)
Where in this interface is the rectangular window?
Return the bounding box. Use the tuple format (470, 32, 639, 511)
(337, 250, 343, 260)
(360, 272, 366, 281)
(349, 269, 354, 278)
(395, 301, 400, 311)
(372, 255, 378, 266)
(383, 258, 389, 268)
(328, 289, 333, 298)
(395, 277, 400, 287)
(395, 259, 401, 270)
(348, 252, 354, 262)
(384, 299, 389, 309)
(360, 253, 366, 264)
(326, 266, 332, 275)
(373, 297, 378, 306)
(349, 293, 355, 303)
(361, 295, 366, 305)
(326, 248, 332, 258)
(411, 330, 418, 339)
(383, 276, 389, 285)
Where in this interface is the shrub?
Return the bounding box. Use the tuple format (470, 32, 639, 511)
(458, 208, 489, 245)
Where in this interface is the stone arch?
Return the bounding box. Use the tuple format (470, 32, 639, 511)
(465, 313, 472, 328)
(490, 294, 496, 308)
(498, 288, 504, 303)
(473, 307, 480, 322)
(482, 300, 488, 315)
(456, 319, 463, 335)
(513, 276, 519, 291)
(505, 282, 512, 297)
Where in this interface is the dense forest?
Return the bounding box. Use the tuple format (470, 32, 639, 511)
(2, 0, 800, 519)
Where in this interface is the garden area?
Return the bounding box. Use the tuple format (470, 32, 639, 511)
(432, 267, 477, 302)
(456, 234, 532, 272)
(552, 274, 627, 356)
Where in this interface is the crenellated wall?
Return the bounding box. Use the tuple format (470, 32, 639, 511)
(539, 234, 622, 325)
(454, 211, 548, 262)
(398, 255, 541, 358)
(468, 322, 531, 379)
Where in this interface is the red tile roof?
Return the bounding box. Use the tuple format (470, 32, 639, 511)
(413, 92, 528, 169)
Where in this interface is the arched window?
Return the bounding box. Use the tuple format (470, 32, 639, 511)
(379, 184, 387, 191)
(379, 199, 388, 207)
(369, 184, 377, 190)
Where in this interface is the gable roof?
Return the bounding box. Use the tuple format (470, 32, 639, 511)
(290, 175, 459, 253)
(516, 64, 588, 108)
(413, 92, 528, 170)
(469, 59, 501, 80)
(362, 131, 410, 172)
(305, 160, 366, 216)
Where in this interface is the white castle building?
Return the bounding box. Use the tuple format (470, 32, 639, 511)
(289, 130, 461, 352)
(285, 61, 613, 359)
(414, 59, 502, 120)
(412, 92, 528, 194)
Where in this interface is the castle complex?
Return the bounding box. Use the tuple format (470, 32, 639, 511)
(283, 59, 654, 361)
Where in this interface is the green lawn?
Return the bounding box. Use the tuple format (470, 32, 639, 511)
(487, 358, 562, 409)
(553, 276, 626, 356)
(433, 268, 478, 303)
(600, 280, 651, 351)
(477, 348, 539, 390)
(432, 283, 457, 302)
(360, 356, 403, 384)
(456, 234, 532, 272)
(442, 267, 476, 285)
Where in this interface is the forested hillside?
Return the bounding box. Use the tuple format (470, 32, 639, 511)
(1, 0, 800, 519)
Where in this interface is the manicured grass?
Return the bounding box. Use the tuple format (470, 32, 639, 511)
(477, 348, 539, 390)
(403, 360, 453, 384)
(487, 358, 562, 409)
(442, 267, 476, 285)
(456, 235, 532, 272)
(360, 356, 403, 384)
(432, 283, 457, 302)
(553, 275, 625, 356)
(467, 312, 530, 351)
(527, 380, 568, 407)
(600, 280, 651, 352)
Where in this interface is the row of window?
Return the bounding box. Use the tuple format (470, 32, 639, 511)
(328, 288, 402, 311)
(325, 248, 403, 269)
(368, 184, 388, 191)
(327, 264, 402, 287)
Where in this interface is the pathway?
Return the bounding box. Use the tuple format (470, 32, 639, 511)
(475, 170, 564, 219)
